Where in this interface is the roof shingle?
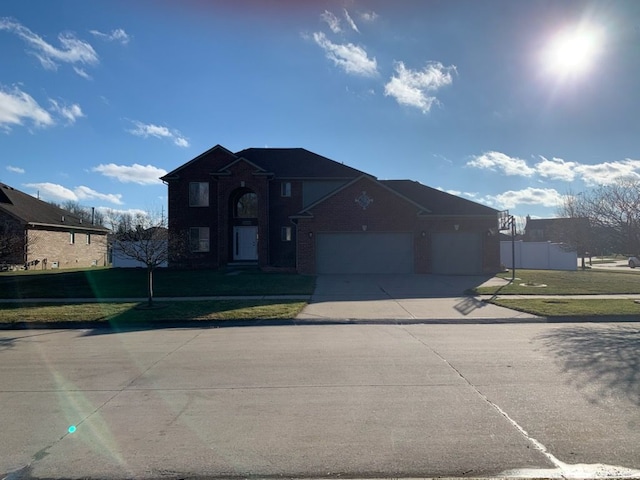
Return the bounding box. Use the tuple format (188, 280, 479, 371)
(234, 148, 370, 179)
(0, 183, 108, 232)
(381, 180, 498, 216)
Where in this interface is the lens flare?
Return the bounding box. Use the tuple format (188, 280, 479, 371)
(542, 24, 603, 78)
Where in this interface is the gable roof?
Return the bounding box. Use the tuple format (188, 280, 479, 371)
(293, 175, 431, 218)
(381, 180, 498, 216)
(161, 144, 236, 180)
(0, 183, 108, 232)
(234, 148, 370, 179)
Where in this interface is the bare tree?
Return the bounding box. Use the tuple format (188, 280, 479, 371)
(0, 219, 44, 270)
(0, 218, 24, 268)
(558, 179, 640, 256)
(49, 200, 105, 226)
(109, 210, 186, 307)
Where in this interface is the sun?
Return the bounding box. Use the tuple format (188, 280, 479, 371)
(543, 25, 603, 77)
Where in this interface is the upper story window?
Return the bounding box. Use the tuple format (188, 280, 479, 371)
(235, 192, 258, 218)
(281, 182, 291, 197)
(69, 231, 75, 244)
(189, 182, 209, 207)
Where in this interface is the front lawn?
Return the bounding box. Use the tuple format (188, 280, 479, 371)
(473, 269, 640, 295)
(0, 300, 307, 325)
(491, 298, 640, 317)
(0, 268, 316, 299)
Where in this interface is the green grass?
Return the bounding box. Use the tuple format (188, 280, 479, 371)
(473, 269, 640, 295)
(0, 300, 307, 325)
(0, 267, 316, 299)
(0, 268, 313, 325)
(491, 298, 640, 317)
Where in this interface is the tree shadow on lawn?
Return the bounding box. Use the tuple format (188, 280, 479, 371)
(77, 299, 309, 336)
(0, 300, 309, 335)
(538, 325, 640, 406)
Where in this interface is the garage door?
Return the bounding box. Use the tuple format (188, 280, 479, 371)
(316, 233, 413, 274)
(431, 233, 483, 274)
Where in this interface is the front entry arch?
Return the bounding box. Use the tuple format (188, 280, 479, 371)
(230, 188, 259, 262)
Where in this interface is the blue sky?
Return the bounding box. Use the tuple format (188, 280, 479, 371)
(1, 0, 639, 225)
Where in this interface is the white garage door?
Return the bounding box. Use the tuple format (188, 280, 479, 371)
(431, 233, 483, 274)
(316, 233, 414, 274)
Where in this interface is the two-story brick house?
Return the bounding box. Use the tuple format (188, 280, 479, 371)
(161, 145, 501, 274)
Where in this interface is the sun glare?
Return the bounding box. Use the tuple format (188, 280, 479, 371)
(543, 25, 603, 78)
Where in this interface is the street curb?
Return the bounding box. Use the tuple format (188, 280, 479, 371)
(1, 315, 639, 331)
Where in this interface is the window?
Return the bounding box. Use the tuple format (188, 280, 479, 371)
(235, 192, 258, 218)
(281, 226, 292, 242)
(189, 182, 209, 207)
(69, 231, 75, 244)
(190, 227, 210, 252)
(281, 182, 291, 197)
(86, 234, 91, 245)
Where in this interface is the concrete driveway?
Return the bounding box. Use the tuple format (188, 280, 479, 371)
(297, 274, 539, 322)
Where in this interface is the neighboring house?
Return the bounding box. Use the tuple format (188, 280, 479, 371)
(0, 183, 109, 270)
(161, 145, 501, 275)
(523, 216, 590, 254)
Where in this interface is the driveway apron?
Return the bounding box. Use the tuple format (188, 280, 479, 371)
(297, 274, 539, 322)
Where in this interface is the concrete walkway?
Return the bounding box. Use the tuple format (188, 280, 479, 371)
(296, 274, 540, 322)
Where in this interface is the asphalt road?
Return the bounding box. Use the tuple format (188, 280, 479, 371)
(1, 323, 639, 479)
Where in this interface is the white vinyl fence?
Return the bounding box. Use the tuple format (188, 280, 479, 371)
(111, 241, 168, 268)
(500, 241, 577, 271)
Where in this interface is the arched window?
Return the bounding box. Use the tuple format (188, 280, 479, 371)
(235, 192, 258, 218)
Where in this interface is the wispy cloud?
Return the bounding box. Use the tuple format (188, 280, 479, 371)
(6, 165, 25, 174)
(93, 163, 167, 185)
(487, 187, 564, 210)
(467, 151, 536, 176)
(535, 156, 577, 181)
(0, 17, 98, 76)
(574, 159, 640, 186)
(359, 11, 379, 23)
(384, 61, 456, 113)
(74, 185, 123, 204)
(320, 10, 341, 33)
(23, 182, 122, 205)
(49, 100, 84, 124)
(343, 9, 359, 33)
(90, 28, 131, 45)
(0, 85, 54, 130)
(469, 151, 640, 186)
(312, 32, 378, 77)
(127, 120, 190, 147)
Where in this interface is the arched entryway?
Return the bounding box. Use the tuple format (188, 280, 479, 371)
(230, 189, 259, 261)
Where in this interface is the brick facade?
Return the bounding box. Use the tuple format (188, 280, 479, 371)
(26, 227, 108, 269)
(163, 145, 500, 274)
(295, 176, 499, 274)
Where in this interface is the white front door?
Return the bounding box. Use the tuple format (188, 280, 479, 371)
(233, 226, 258, 260)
